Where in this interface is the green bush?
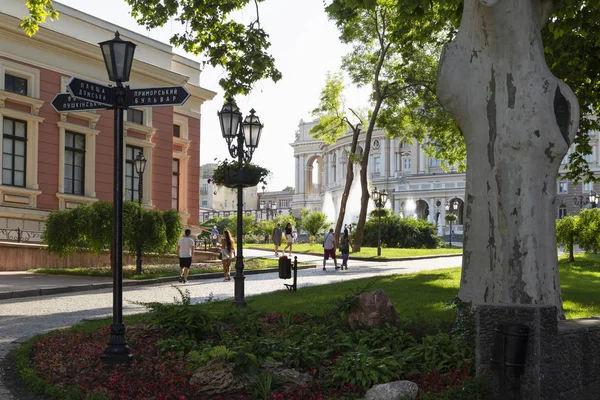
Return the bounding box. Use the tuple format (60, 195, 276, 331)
(42, 201, 182, 256)
(362, 214, 441, 248)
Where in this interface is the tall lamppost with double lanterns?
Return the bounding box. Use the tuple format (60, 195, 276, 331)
(98, 31, 137, 366)
(371, 187, 388, 257)
(218, 98, 263, 307)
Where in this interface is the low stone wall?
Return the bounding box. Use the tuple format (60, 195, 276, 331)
(0, 242, 219, 271)
(476, 304, 600, 400)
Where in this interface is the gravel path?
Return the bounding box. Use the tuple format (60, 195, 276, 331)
(0, 250, 462, 399)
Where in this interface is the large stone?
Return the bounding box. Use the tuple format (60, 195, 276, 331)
(364, 380, 418, 400)
(189, 360, 245, 396)
(347, 289, 400, 330)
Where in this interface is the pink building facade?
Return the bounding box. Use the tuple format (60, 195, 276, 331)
(0, 2, 215, 239)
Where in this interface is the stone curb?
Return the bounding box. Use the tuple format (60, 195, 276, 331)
(0, 264, 317, 300)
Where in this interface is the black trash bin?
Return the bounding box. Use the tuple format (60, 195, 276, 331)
(491, 323, 530, 375)
(278, 257, 291, 279)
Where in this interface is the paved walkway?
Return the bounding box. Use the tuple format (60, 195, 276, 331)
(0, 249, 462, 399)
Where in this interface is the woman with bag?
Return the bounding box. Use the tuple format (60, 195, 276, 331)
(220, 230, 235, 281)
(339, 228, 351, 270)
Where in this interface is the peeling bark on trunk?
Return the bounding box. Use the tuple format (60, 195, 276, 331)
(334, 127, 360, 242)
(437, 0, 579, 319)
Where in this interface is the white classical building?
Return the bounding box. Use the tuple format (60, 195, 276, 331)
(291, 119, 467, 235)
(291, 119, 600, 233)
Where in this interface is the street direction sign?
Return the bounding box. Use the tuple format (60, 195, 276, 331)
(51, 93, 109, 113)
(67, 77, 114, 106)
(126, 86, 190, 107)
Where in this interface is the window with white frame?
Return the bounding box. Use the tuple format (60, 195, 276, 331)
(332, 154, 337, 181)
(200, 183, 208, 195)
(127, 109, 144, 125)
(584, 148, 595, 163)
(279, 199, 291, 208)
(201, 198, 208, 206)
(558, 181, 568, 193)
(402, 157, 411, 171)
(125, 145, 143, 201)
(429, 158, 441, 167)
(4, 74, 27, 96)
(64, 131, 85, 195)
(373, 156, 380, 174)
(2, 117, 26, 187)
(558, 204, 567, 219)
(583, 181, 594, 193)
(224, 199, 228, 208)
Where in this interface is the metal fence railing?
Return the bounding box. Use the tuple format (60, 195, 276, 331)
(0, 227, 43, 243)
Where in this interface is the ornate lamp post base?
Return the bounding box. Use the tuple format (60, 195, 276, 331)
(100, 323, 133, 366)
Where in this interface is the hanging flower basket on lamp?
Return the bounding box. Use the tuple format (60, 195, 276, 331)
(211, 159, 271, 189)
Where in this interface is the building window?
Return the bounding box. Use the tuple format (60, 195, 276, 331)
(558, 181, 568, 194)
(232, 200, 235, 209)
(429, 158, 441, 167)
(224, 199, 228, 208)
(583, 181, 594, 193)
(173, 124, 181, 138)
(558, 204, 567, 219)
(125, 145, 143, 201)
(4, 74, 28, 96)
(172, 159, 180, 210)
(127, 109, 144, 125)
(584, 149, 595, 163)
(332, 154, 337, 181)
(2, 118, 27, 187)
(200, 183, 208, 195)
(279, 199, 291, 208)
(403, 157, 411, 172)
(201, 198, 208, 206)
(64, 131, 85, 195)
(373, 157, 380, 174)
(202, 169, 209, 179)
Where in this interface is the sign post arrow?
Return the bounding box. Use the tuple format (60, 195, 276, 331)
(67, 77, 114, 106)
(51, 93, 109, 113)
(126, 86, 190, 107)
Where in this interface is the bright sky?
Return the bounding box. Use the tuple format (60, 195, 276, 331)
(56, 0, 369, 191)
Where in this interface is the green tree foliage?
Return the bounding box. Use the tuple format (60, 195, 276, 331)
(556, 215, 580, 262)
(362, 214, 441, 249)
(162, 209, 183, 252)
(42, 201, 182, 257)
(574, 209, 600, 254)
(298, 209, 330, 237)
(24, 0, 281, 96)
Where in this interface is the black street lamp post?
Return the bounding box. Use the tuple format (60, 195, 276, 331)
(371, 187, 388, 257)
(134, 152, 147, 275)
(218, 98, 263, 307)
(445, 200, 459, 248)
(99, 31, 136, 366)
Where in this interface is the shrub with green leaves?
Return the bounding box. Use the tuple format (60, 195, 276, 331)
(362, 214, 441, 248)
(43, 200, 182, 256)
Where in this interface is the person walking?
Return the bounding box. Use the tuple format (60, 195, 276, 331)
(271, 223, 283, 256)
(220, 230, 235, 281)
(322, 228, 338, 271)
(283, 222, 294, 256)
(339, 228, 351, 270)
(177, 228, 195, 283)
(211, 226, 220, 247)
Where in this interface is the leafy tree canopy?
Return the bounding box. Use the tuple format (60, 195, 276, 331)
(23, 0, 281, 96)
(326, 0, 600, 182)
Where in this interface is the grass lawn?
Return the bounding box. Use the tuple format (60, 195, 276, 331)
(247, 243, 463, 258)
(29, 257, 308, 280)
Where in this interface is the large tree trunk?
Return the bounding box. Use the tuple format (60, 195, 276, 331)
(334, 126, 361, 242)
(437, 0, 579, 319)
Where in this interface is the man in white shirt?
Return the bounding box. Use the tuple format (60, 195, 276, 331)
(177, 229, 195, 283)
(322, 228, 338, 271)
